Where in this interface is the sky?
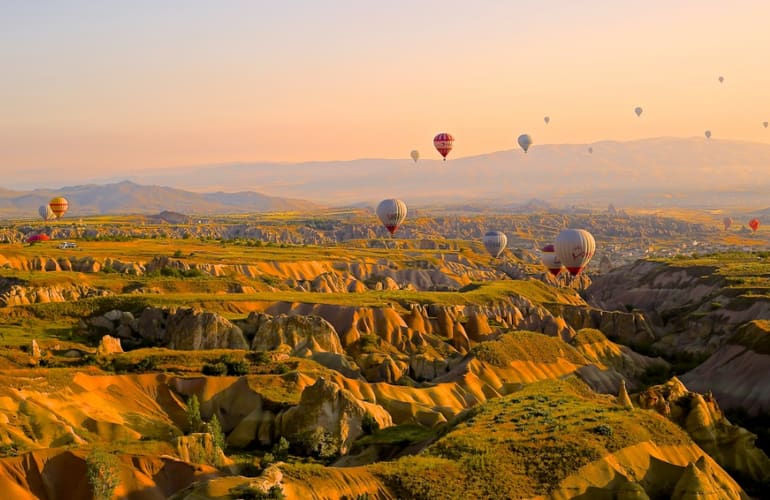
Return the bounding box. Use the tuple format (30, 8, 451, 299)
(2, 0, 770, 175)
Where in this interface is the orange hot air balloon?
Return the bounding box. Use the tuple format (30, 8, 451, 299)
(749, 218, 760, 232)
(433, 133, 454, 160)
(49, 197, 69, 218)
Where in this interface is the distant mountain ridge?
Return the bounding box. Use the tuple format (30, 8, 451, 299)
(6, 137, 770, 210)
(0, 181, 321, 217)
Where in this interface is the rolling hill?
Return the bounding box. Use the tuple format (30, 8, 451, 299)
(0, 181, 321, 217)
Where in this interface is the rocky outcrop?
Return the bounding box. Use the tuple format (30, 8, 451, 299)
(636, 377, 770, 487)
(0, 281, 111, 306)
(250, 313, 344, 356)
(275, 378, 392, 455)
(681, 320, 770, 416)
(166, 308, 248, 350)
(96, 335, 123, 356)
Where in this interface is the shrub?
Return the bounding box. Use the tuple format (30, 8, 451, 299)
(86, 449, 120, 500)
(362, 413, 380, 435)
(295, 427, 340, 459)
(186, 395, 203, 433)
(272, 436, 290, 461)
(228, 484, 286, 500)
(225, 358, 250, 376)
(202, 362, 227, 376)
(173, 250, 185, 258)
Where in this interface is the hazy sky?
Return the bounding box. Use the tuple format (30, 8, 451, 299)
(3, 0, 770, 173)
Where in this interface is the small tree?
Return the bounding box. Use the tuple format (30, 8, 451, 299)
(186, 394, 203, 434)
(86, 448, 120, 500)
(361, 413, 379, 435)
(271, 436, 290, 461)
(207, 414, 226, 451)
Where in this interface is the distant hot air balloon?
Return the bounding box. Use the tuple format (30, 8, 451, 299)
(540, 244, 563, 276)
(26, 233, 50, 244)
(749, 218, 760, 233)
(517, 134, 533, 153)
(433, 133, 454, 161)
(555, 229, 596, 276)
(723, 217, 733, 231)
(49, 197, 69, 218)
(410, 150, 420, 163)
(634, 106, 643, 117)
(38, 205, 54, 221)
(763, 121, 768, 129)
(544, 116, 550, 125)
(718, 76, 724, 83)
(376, 199, 407, 235)
(587, 146, 594, 154)
(705, 130, 712, 139)
(483, 231, 507, 258)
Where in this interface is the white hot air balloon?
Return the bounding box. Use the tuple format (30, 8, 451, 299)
(544, 116, 550, 125)
(705, 130, 712, 139)
(483, 231, 507, 258)
(38, 205, 54, 221)
(376, 199, 407, 235)
(517, 134, 533, 153)
(634, 106, 643, 117)
(410, 150, 420, 162)
(555, 229, 596, 276)
(540, 244, 563, 276)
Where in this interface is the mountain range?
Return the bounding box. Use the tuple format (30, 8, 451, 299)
(5, 137, 770, 213)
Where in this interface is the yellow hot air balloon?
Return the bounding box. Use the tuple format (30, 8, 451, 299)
(410, 150, 420, 162)
(49, 197, 69, 218)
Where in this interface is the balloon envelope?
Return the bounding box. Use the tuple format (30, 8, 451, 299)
(517, 134, 533, 153)
(541, 244, 563, 276)
(483, 231, 507, 258)
(555, 229, 596, 276)
(433, 133, 454, 160)
(718, 76, 724, 83)
(764, 122, 768, 129)
(705, 130, 712, 139)
(544, 116, 550, 125)
(410, 150, 420, 162)
(26, 233, 50, 243)
(376, 199, 407, 235)
(38, 205, 54, 221)
(634, 107, 643, 117)
(749, 218, 760, 232)
(723, 217, 733, 231)
(587, 147, 593, 154)
(49, 197, 69, 218)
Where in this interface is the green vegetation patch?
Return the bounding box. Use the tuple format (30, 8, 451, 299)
(372, 378, 689, 499)
(471, 331, 587, 367)
(729, 320, 770, 355)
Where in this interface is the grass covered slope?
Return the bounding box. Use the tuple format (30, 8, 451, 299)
(368, 378, 741, 500)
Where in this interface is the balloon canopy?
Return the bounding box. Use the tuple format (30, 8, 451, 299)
(433, 133, 454, 160)
(376, 199, 407, 235)
(483, 231, 507, 258)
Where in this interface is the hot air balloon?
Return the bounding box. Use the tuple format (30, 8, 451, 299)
(555, 229, 596, 276)
(433, 133, 454, 161)
(587, 147, 594, 154)
(723, 217, 733, 231)
(544, 116, 550, 125)
(705, 130, 712, 139)
(410, 150, 420, 163)
(483, 231, 507, 258)
(517, 134, 533, 153)
(26, 233, 50, 244)
(376, 199, 407, 235)
(749, 218, 760, 233)
(763, 122, 768, 129)
(540, 244, 563, 276)
(718, 76, 724, 83)
(634, 107, 643, 117)
(49, 197, 69, 218)
(38, 205, 54, 221)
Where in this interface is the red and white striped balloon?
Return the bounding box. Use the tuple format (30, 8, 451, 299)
(433, 132, 454, 160)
